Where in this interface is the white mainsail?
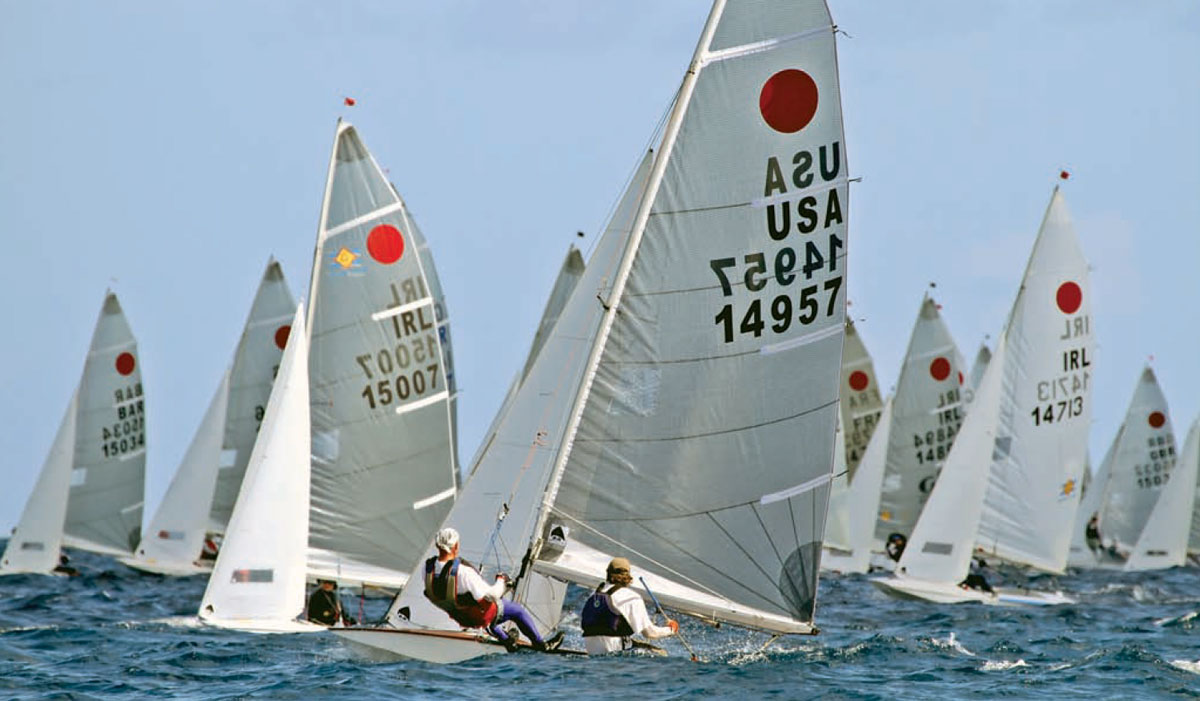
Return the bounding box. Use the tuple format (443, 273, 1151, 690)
(1, 394, 78, 574)
(63, 292, 146, 557)
(209, 259, 298, 531)
(840, 320, 883, 481)
(199, 304, 322, 633)
(127, 259, 295, 575)
(306, 120, 458, 587)
(974, 186, 1093, 573)
(875, 295, 968, 541)
(1125, 416, 1199, 571)
(1097, 367, 1177, 552)
(1067, 426, 1119, 567)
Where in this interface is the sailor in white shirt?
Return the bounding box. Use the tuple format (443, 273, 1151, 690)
(580, 557, 678, 655)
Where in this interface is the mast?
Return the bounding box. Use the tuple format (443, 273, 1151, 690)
(523, 0, 729, 569)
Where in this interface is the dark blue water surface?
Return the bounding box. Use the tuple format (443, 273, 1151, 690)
(2, 548, 1199, 699)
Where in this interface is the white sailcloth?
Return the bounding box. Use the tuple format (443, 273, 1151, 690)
(822, 399, 892, 574)
(840, 320, 883, 481)
(544, 0, 848, 630)
(975, 187, 1093, 573)
(209, 259, 297, 531)
(131, 372, 229, 571)
(199, 304, 320, 632)
(63, 292, 146, 557)
(896, 336, 1008, 583)
(876, 295, 968, 541)
(306, 120, 458, 586)
(1125, 417, 1199, 571)
(1098, 367, 1177, 551)
(466, 246, 586, 480)
(1, 393, 78, 574)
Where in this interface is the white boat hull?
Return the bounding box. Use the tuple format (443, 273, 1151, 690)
(871, 575, 1075, 606)
(335, 627, 507, 664)
(120, 556, 212, 577)
(199, 615, 328, 634)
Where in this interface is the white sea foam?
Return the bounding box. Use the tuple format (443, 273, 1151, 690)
(1153, 610, 1198, 627)
(982, 659, 1028, 671)
(930, 631, 975, 657)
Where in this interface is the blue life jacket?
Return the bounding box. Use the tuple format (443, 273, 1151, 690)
(581, 584, 635, 637)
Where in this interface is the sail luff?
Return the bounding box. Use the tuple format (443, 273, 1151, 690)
(304, 119, 347, 337)
(527, 0, 729, 569)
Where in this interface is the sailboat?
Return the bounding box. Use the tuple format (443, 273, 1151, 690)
(2, 292, 146, 574)
(198, 304, 324, 633)
(872, 183, 1089, 605)
(122, 259, 295, 576)
(465, 246, 586, 480)
(874, 294, 968, 544)
(337, 0, 850, 662)
(304, 120, 460, 589)
(1067, 367, 1193, 571)
(840, 320, 883, 483)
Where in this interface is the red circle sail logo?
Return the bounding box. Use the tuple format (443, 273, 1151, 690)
(367, 224, 405, 264)
(1056, 282, 1082, 314)
(1148, 411, 1165, 429)
(759, 70, 819, 134)
(275, 325, 292, 350)
(848, 370, 869, 392)
(115, 352, 136, 376)
(929, 357, 951, 382)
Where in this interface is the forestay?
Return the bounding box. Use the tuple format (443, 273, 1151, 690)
(64, 292, 146, 557)
(975, 188, 1093, 573)
(199, 305, 318, 632)
(545, 0, 848, 631)
(840, 320, 883, 482)
(307, 121, 458, 585)
(876, 295, 968, 541)
(1125, 416, 1199, 571)
(0, 394, 78, 573)
(1098, 367, 1177, 550)
(208, 259, 297, 531)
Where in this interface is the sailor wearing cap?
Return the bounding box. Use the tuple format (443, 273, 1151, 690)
(581, 557, 678, 655)
(423, 527, 564, 653)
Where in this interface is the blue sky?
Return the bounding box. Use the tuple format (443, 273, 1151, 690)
(1, 1, 1197, 531)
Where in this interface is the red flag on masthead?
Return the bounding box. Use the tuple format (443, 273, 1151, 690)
(1059, 170, 1070, 180)
(344, 97, 356, 107)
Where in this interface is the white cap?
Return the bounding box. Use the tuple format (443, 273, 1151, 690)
(435, 527, 460, 552)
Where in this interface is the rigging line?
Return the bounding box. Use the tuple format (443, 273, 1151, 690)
(749, 500, 796, 591)
(704, 512, 782, 604)
(578, 397, 838, 446)
(626, 516, 791, 616)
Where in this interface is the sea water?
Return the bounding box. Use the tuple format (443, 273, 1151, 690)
(2, 548, 1198, 698)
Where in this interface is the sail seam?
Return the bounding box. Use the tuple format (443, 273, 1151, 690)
(323, 201, 404, 239)
(700, 25, 832, 67)
(574, 397, 837, 444)
(751, 176, 849, 209)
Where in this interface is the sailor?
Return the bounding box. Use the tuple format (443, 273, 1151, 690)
(885, 533, 907, 562)
(52, 554, 79, 577)
(306, 579, 355, 626)
(199, 535, 219, 562)
(580, 557, 678, 655)
(958, 557, 994, 593)
(424, 527, 564, 653)
(1084, 514, 1102, 554)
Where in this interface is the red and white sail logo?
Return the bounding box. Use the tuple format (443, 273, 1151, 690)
(759, 69, 818, 133)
